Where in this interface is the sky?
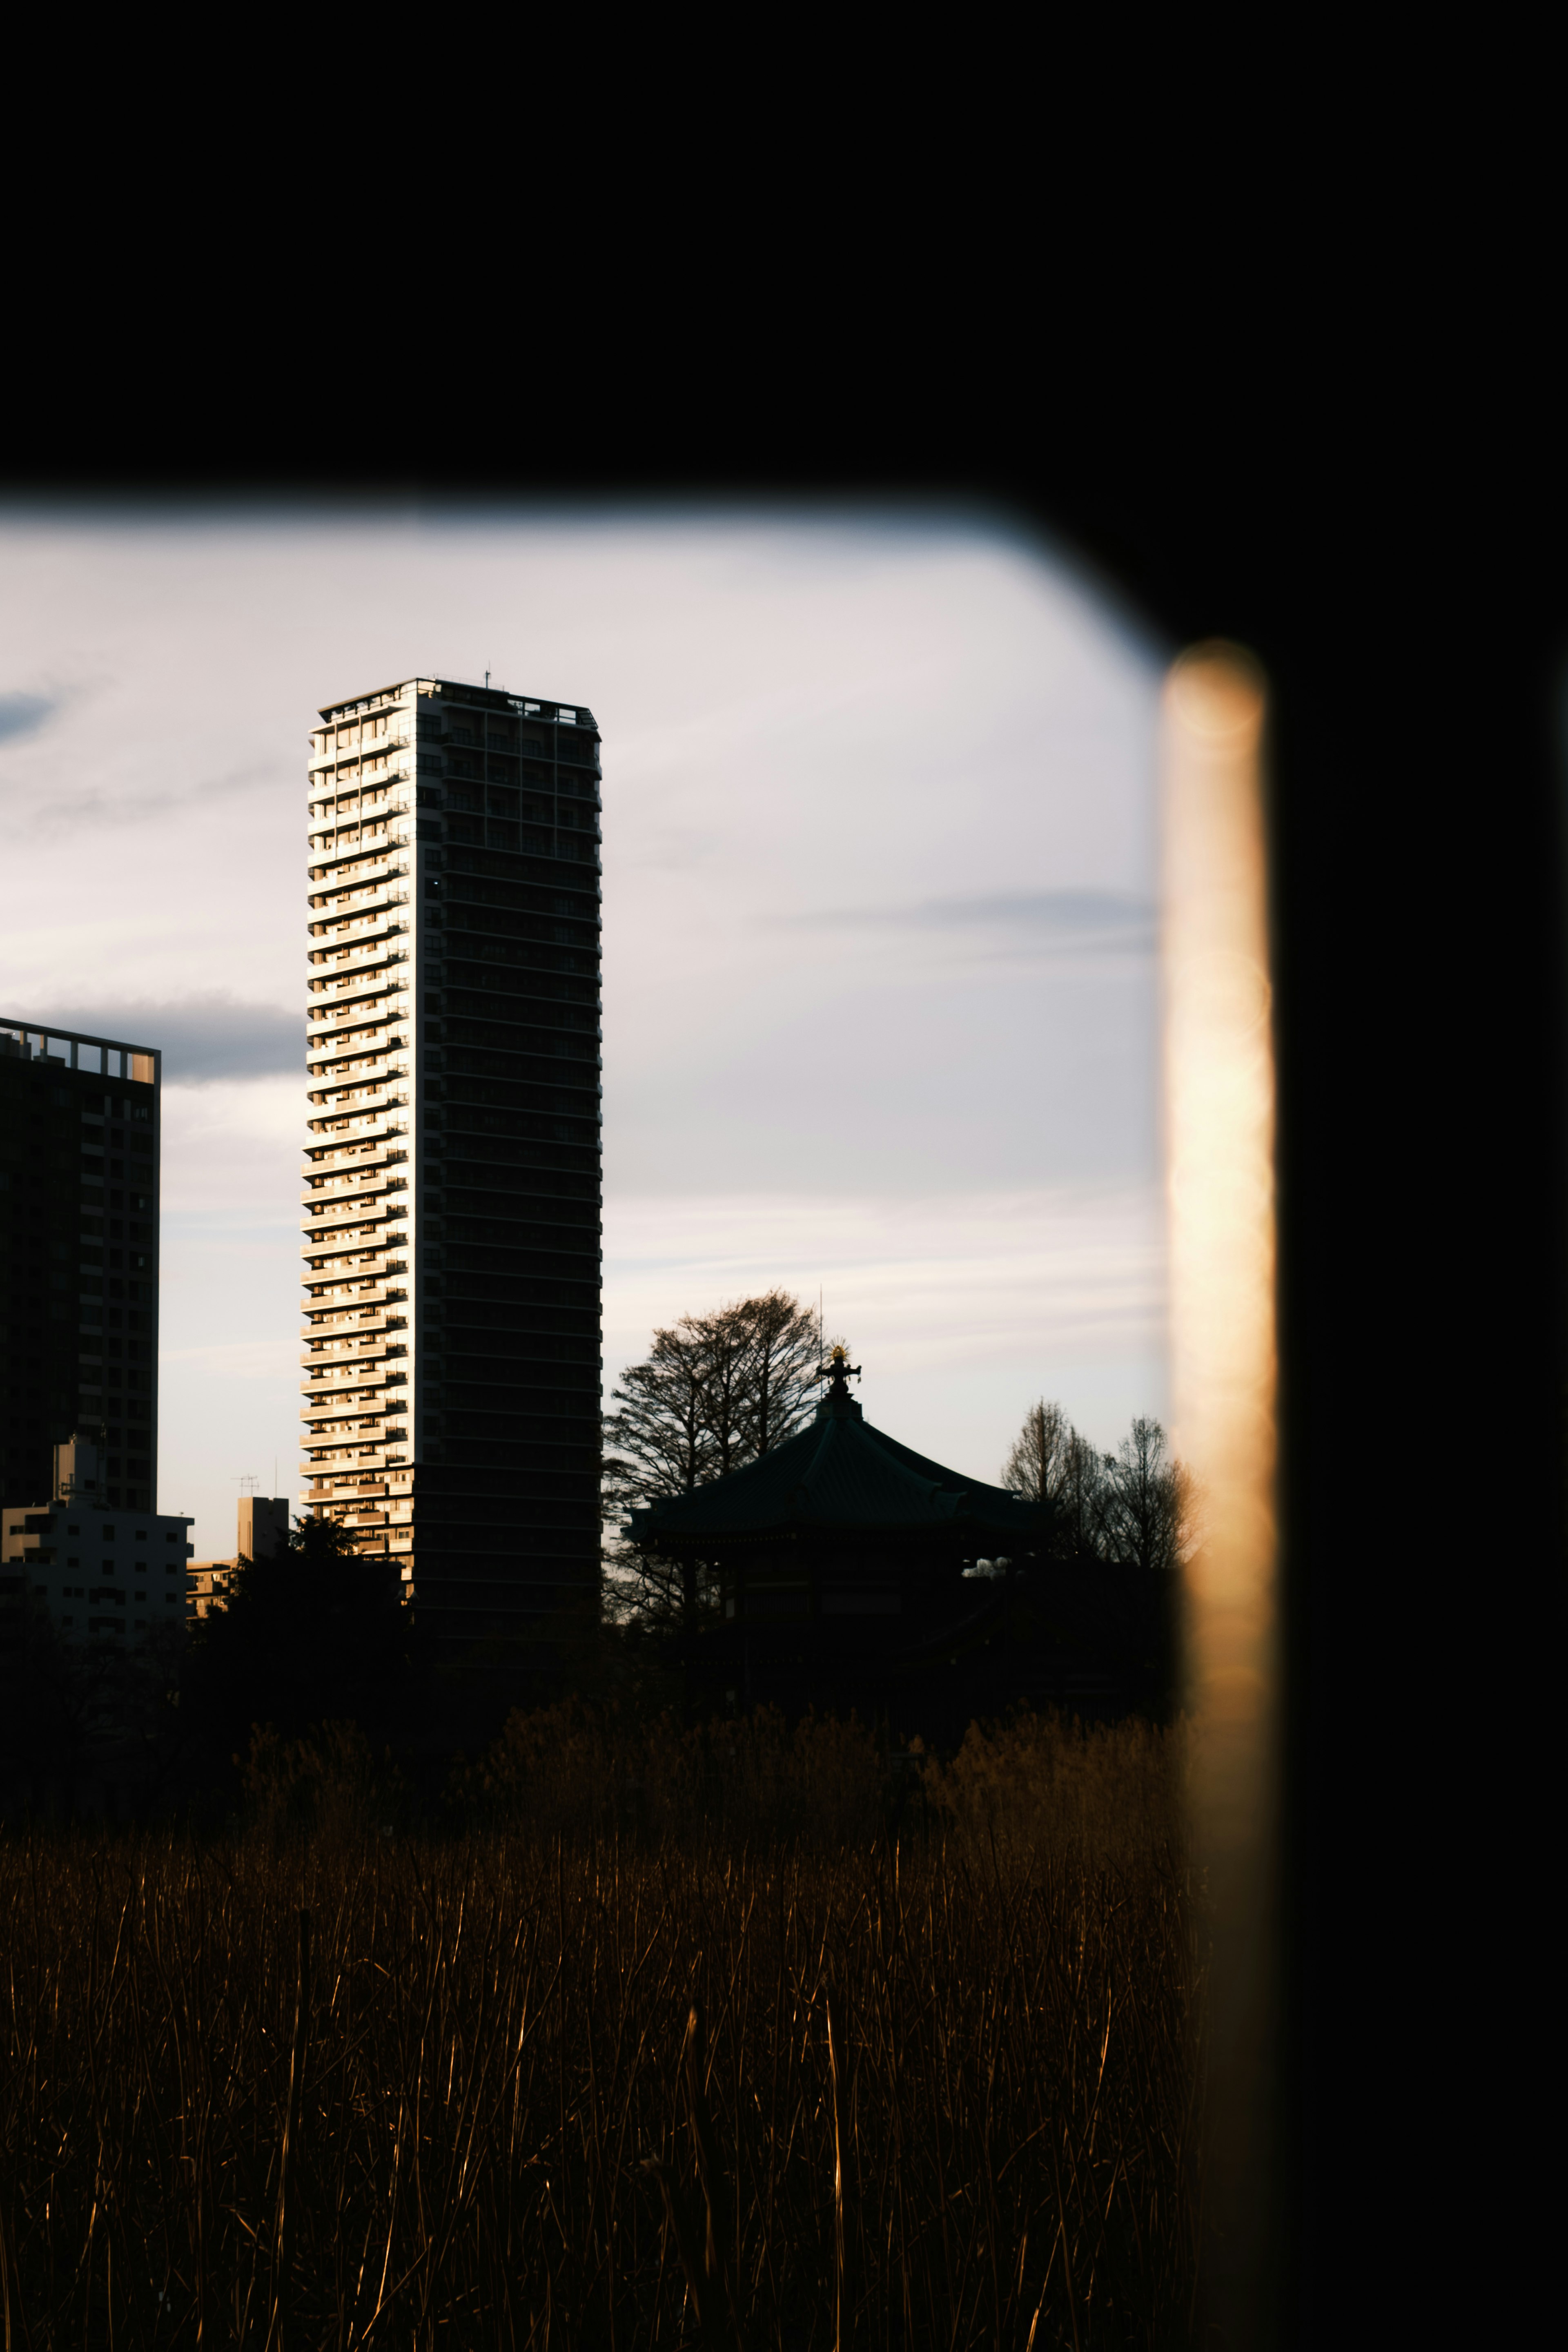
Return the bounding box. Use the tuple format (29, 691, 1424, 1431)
(0, 504, 1169, 1559)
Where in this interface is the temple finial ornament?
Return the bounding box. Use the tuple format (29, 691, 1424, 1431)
(818, 1343, 862, 1397)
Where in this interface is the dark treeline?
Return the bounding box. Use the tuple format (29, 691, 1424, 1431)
(999, 1399, 1196, 1576)
(0, 1513, 429, 1826)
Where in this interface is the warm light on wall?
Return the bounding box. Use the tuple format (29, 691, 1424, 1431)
(1162, 643, 1277, 2343)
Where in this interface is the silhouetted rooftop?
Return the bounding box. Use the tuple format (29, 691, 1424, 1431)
(628, 1359, 1052, 1550)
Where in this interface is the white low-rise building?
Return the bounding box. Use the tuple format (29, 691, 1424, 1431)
(0, 1434, 193, 1645)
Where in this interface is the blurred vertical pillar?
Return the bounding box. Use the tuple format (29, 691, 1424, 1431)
(1162, 644, 1278, 2348)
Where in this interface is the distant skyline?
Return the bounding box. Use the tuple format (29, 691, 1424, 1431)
(0, 505, 1167, 1557)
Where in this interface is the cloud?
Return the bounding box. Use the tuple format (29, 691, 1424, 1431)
(790, 889, 1156, 952)
(0, 691, 57, 745)
(601, 1183, 1169, 1469)
(16, 757, 281, 838)
(43, 994, 301, 1086)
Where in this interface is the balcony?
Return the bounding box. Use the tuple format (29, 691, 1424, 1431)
(302, 1158, 408, 1188)
(297, 1054, 404, 1086)
(304, 1034, 408, 1078)
(305, 1043, 404, 1079)
(306, 1318, 409, 1350)
(304, 1126, 408, 1153)
(307, 997, 408, 1032)
(300, 1199, 403, 1235)
(308, 747, 411, 786)
(306, 1051, 411, 1096)
(301, 1382, 409, 1432)
(310, 948, 411, 991)
(302, 1309, 409, 1347)
(301, 1127, 407, 1175)
(306, 963, 411, 1006)
(303, 1282, 405, 1314)
(300, 1321, 408, 1369)
(308, 806, 413, 858)
(306, 1093, 408, 1133)
(303, 1374, 406, 1416)
(306, 1083, 408, 1112)
(301, 1217, 407, 1258)
(303, 1145, 409, 1186)
(308, 880, 410, 925)
(303, 1392, 402, 1427)
(301, 1171, 408, 1221)
(303, 1383, 404, 1420)
(310, 913, 408, 957)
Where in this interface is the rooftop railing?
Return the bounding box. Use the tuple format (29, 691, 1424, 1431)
(0, 1022, 156, 1082)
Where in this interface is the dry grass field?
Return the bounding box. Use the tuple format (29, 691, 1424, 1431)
(0, 1709, 1202, 2349)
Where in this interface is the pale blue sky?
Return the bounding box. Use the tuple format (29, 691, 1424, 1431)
(0, 506, 1167, 1558)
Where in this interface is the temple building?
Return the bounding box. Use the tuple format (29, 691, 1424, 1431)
(628, 1350, 1176, 1728)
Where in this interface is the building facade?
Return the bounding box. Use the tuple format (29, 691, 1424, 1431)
(1, 1020, 162, 1515)
(188, 1494, 291, 1620)
(1, 1432, 192, 1647)
(299, 677, 602, 1659)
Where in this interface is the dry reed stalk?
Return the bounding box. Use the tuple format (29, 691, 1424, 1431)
(825, 1989, 847, 2352)
(0, 1710, 1198, 2348)
(261, 1906, 310, 2351)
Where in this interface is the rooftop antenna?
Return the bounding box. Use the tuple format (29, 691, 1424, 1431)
(485, 669, 490, 687)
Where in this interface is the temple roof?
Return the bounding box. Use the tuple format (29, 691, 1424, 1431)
(626, 1357, 1053, 1550)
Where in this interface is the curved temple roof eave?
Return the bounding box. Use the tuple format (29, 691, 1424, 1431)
(624, 1398, 1055, 1549)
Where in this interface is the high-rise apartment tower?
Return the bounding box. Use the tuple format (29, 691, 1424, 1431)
(1, 1020, 162, 1515)
(299, 678, 602, 1658)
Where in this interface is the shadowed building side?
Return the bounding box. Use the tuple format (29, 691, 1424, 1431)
(1, 1020, 162, 1518)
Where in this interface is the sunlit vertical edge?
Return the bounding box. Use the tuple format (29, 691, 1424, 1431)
(1161, 644, 1277, 2344)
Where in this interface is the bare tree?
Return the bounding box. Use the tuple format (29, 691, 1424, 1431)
(1100, 1416, 1196, 1575)
(1001, 1399, 1108, 1559)
(603, 1324, 716, 1509)
(737, 1288, 822, 1457)
(689, 1303, 753, 1479)
(603, 1289, 824, 1635)
(1002, 1399, 1193, 1568)
(1058, 1428, 1113, 1559)
(602, 1320, 717, 1634)
(1001, 1400, 1076, 1507)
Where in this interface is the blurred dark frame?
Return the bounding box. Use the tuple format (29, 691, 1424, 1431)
(1025, 465, 1567, 2347)
(6, 425, 1561, 2344)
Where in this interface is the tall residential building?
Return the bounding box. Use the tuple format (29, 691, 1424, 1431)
(1, 1020, 162, 1514)
(299, 677, 602, 1659)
